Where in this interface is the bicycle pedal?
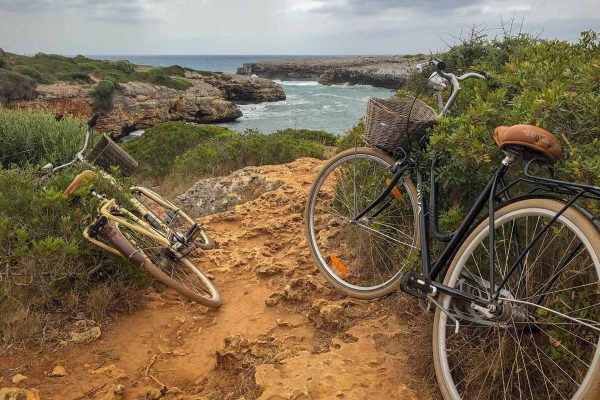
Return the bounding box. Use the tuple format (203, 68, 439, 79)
(400, 271, 437, 299)
(88, 216, 108, 238)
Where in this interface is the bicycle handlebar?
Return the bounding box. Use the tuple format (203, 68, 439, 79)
(422, 58, 489, 115)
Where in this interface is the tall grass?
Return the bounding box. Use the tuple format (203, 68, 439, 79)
(0, 108, 88, 168)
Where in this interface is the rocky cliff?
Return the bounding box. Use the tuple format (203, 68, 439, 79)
(237, 55, 427, 89)
(12, 72, 285, 133)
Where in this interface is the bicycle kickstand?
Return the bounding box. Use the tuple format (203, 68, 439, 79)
(427, 295, 460, 334)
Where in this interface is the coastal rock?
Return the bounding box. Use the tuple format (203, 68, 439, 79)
(237, 55, 426, 89)
(187, 71, 285, 103)
(12, 72, 284, 134)
(318, 63, 411, 88)
(177, 167, 285, 216)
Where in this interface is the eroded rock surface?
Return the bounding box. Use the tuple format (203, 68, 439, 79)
(237, 55, 427, 89)
(177, 167, 285, 216)
(12, 72, 284, 134)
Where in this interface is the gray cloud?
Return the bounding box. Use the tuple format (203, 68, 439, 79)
(0, 0, 597, 55)
(0, 0, 167, 22)
(290, 0, 482, 16)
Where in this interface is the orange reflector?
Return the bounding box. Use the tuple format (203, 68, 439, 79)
(330, 255, 348, 277)
(386, 178, 404, 201)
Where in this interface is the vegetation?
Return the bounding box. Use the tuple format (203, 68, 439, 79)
(338, 30, 600, 224)
(0, 167, 148, 350)
(0, 49, 193, 105)
(91, 79, 119, 113)
(0, 69, 37, 104)
(123, 122, 332, 187)
(0, 109, 333, 349)
(0, 109, 89, 168)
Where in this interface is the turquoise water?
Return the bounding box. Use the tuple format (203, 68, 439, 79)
(94, 55, 393, 134)
(224, 80, 391, 134)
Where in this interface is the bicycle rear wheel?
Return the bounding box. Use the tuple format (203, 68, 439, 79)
(305, 147, 419, 299)
(105, 220, 221, 308)
(433, 198, 600, 399)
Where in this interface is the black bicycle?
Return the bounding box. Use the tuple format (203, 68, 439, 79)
(305, 59, 600, 399)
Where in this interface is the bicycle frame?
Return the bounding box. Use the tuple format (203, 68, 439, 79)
(355, 147, 600, 307)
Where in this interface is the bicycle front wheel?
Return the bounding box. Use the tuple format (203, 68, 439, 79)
(433, 198, 600, 400)
(131, 187, 215, 250)
(106, 220, 221, 308)
(305, 147, 419, 299)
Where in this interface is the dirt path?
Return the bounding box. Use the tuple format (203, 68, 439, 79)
(0, 158, 439, 400)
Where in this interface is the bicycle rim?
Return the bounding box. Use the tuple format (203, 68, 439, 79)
(116, 223, 221, 307)
(132, 188, 214, 249)
(306, 148, 418, 297)
(434, 199, 600, 400)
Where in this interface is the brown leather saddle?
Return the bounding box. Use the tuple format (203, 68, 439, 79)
(493, 124, 563, 163)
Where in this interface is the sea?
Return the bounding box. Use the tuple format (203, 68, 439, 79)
(94, 55, 393, 135)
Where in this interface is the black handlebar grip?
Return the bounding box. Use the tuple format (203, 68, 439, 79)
(431, 58, 447, 71)
(88, 112, 101, 128)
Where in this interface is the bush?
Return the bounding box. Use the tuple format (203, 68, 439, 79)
(123, 122, 329, 186)
(0, 167, 148, 350)
(0, 50, 194, 91)
(132, 70, 192, 91)
(0, 69, 37, 104)
(335, 30, 600, 226)
(0, 109, 87, 168)
(274, 128, 337, 146)
(10, 65, 42, 81)
(156, 65, 187, 77)
(91, 79, 119, 113)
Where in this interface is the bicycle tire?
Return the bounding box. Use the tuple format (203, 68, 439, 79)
(104, 220, 221, 308)
(305, 147, 419, 299)
(433, 198, 600, 400)
(131, 187, 216, 250)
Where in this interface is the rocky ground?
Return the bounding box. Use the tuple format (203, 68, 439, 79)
(236, 55, 429, 89)
(12, 71, 285, 134)
(0, 158, 439, 400)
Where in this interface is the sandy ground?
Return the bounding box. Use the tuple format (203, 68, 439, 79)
(0, 158, 440, 400)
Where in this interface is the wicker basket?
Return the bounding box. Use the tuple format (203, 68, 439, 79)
(86, 134, 138, 176)
(364, 98, 437, 155)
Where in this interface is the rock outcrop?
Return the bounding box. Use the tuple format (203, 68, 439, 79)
(190, 72, 286, 104)
(177, 167, 285, 216)
(11, 72, 285, 134)
(237, 55, 427, 89)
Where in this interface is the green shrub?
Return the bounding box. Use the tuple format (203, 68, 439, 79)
(169, 130, 325, 184)
(0, 69, 37, 104)
(10, 65, 42, 81)
(336, 120, 365, 152)
(0, 109, 87, 168)
(0, 167, 148, 349)
(110, 60, 135, 74)
(335, 30, 600, 226)
(91, 79, 119, 113)
(156, 65, 187, 77)
(0, 50, 194, 91)
(56, 71, 93, 84)
(274, 128, 337, 146)
(123, 122, 328, 185)
(132, 70, 192, 91)
(122, 122, 230, 177)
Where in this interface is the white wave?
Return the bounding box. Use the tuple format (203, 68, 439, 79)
(273, 80, 320, 87)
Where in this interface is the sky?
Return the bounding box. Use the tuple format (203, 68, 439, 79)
(0, 0, 598, 55)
